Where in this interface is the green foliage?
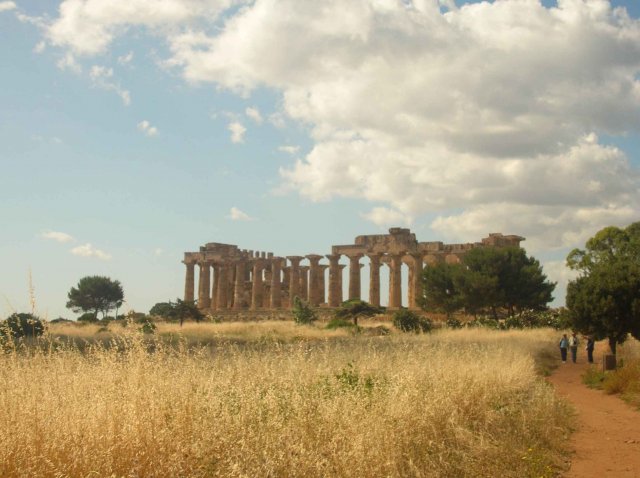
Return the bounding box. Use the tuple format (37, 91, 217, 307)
(1, 313, 45, 338)
(149, 302, 175, 318)
(325, 318, 357, 330)
(139, 319, 157, 334)
(334, 299, 382, 326)
(392, 309, 432, 333)
(420, 247, 555, 318)
(566, 222, 640, 354)
(333, 363, 377, 394)
(77, 312, 100, 323)
(66, 276, 124, 320)
(445, 317, 463, 329)
(291, 296, 317, 325)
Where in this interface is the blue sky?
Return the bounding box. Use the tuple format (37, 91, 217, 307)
(1, 0, 639, 318)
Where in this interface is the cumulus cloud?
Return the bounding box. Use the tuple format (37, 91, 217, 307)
(89, 65, 131, 105)
(56, 52, 82, 73)
(70, 243, 111, 260)
(278, 145, 299, 154)
(227, 206, 253, 221)
(362, 207, 412, 227)
(137, 120, 159, 137)
(0, 1, 16, 13)
(228, 121, 246, 143)
(42, 231, 74, 243)
(117, 51, 134, 65)
(41, 0, 640, 250)
(245, 106, 263, 123)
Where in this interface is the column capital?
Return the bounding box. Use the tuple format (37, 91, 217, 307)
(306, 254, 323, 264)
(325, 253, 341, 263)
(287, 255, 304, 266)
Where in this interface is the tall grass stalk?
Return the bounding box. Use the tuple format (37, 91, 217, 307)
(0, 328, 570, 477)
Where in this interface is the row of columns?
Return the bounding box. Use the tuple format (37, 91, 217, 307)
(184, 252, 427, 311)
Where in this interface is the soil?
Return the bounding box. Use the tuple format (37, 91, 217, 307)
(548, 347, 640, 477)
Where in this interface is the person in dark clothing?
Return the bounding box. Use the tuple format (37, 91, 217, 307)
(559, 334, 568, 363)
(586, 336, 595, 363)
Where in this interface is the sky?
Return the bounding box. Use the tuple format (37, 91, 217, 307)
(1, 0, 639, 319)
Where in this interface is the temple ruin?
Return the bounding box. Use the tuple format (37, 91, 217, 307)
(182, 228, 524, 312)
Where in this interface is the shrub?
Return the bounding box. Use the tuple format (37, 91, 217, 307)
(446, 317, 463, 329)
(139, 319, 157, 335)
(334, 299, 382, 326)
(77, 312, 99, 323)
(1, 313, 45, 338)
(393, 310, 432, 333)
(292, 296, 317, 325)
(326, 318, 357, 330)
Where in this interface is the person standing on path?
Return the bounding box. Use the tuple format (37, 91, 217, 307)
(586, 336, 595, 363)
(559, 333, 568, 363)
(569, 332, 579, 363)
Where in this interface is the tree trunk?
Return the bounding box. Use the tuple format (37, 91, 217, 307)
(608, 336, 617, 355)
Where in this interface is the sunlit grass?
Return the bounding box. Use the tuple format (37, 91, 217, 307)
(0, 325, 571, 477)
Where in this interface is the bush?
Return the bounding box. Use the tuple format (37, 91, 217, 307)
(446, 317, 463, 329)
(292, 296, 317, 325)
(326, 318, 357, 330)
(1, 313, 45, 338)
(139, 319, 157, 335)
(393, 310, 432, 333)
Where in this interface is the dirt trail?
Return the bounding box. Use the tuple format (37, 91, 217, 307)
(547, 348, 640, 477)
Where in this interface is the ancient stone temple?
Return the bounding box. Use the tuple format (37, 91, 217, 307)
(182, 228, 524, 312)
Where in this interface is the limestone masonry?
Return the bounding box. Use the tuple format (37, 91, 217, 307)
(183, 228, 524, 312)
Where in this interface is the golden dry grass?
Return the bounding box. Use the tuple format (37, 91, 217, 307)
(0, 325, 571, 477)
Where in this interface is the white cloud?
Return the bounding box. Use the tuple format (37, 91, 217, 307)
(245, 106, 263, 124)
(137, 120, 159, 137)
(56, 52, 82, 73)
(41, 0, 640, 252)
(228, 121, 246, 143)
(362, 207, 412, 228)
(117, 51, 134, 65)
(42, 231, 75, 243)
(278, 145, 299, 155)
(227, 206, 253, 221)
(33, 41, 46, 54)
(89, 65, 131, 105)
(70, 243, 112, 260)
(0, 1, 16, 13)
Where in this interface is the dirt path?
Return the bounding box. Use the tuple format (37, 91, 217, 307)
(547, 348, 640, 477)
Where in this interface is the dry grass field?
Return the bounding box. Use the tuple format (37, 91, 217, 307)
(0, 323, 572, 477)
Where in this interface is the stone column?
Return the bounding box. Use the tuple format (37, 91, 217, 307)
(210, 264, 219, 311)
(233, 260, 246, 310)
(270, 258, 283, 308)
(368, 254, 382, 307)
(326, 254, 342, 307)
(306, 254, 322, 306)
(347, 254, 364, 300)
(251, 260, 264, 310)
(299, 266, 309, 301)
(408, 253, 423, 310)
(215, 261, 229, 310)
(198, 262, 211, 310)
(319, 264, 328, 305)
(183, 261, 195, 303)
(388, 253, 403, 309)
(287, 256, 303, 305)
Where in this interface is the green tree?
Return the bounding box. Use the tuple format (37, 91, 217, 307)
(334, 299, 382, 327)
(1, 313, 45, 339)
(566, 222, 640, 354)
(149, 302, 175, 318)
(167, 299, 204, 326)
(66, 276, 124, 320)
(392, 309, 432, 333)
(291, 296, 317, 324)
(419, 263, 463, 318)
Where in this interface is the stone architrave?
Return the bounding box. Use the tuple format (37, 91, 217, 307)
(388, 253, 403, 309)
(251, 260, 264, 310)
(287, 256, 303, 304)
(306, 254, 323, 306)
(270, 258, 283, 308)
(299, 266, 309, 301)
(216, 261, 229, 310)
(233, 260, 246, 310)
(368, 254, 382, 307)
(198, 262, 211, 310)
(347, 254, 364, 300)
(326, 254, 342, 307)
(408, 253, 423, 310)
(183, 260, 195, 303)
